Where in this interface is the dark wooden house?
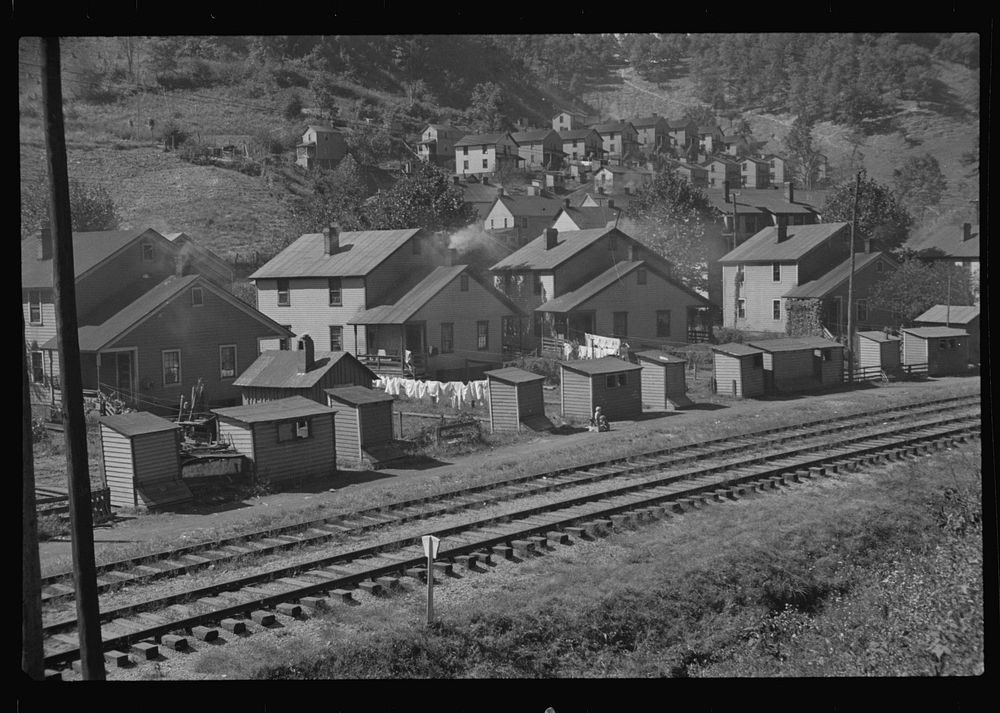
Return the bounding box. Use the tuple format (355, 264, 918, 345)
(99, 411, 192, 510)
(747, 337, 844, 393)
(711, 343, 765, 398)
(635, 350, 692, 410)
(559, 357, 642, 421)
(855, 331, 901, 372)
(324, 386, 398, 467)
(900, 327, 970, 376)
(914, 305, 979, 365)
(212, 396, 337, 485)
(483, 367, 552, 433)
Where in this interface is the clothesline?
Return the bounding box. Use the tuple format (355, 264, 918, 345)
(372, 377, 490, 410)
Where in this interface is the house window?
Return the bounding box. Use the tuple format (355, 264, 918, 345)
(656, 310, 671, 337)
(856, 299, 868, 322)
(463, 147, 468, 155)
(772, 263, 781, 282)
(28, 290, 42, 324)
(949, 338, 957, 350)
(606, 372, 628, 388)
(30, 351, 45, 383)
(637, 269, 647, 285)
(162, 349, 181, 386)
(141, 243, 154, 261)
(737, 299, 746, 319)
(460, 274, 469, 292)
(482, 159, 489, 169)
(328, 277, 342, 306)
(441, 322, 454, 354)
(220, 344, 237, 379)
(329, 326, 343, 351)
(277, 418, 311, 442)
(477, 320, 489, 351)
(482, 145, 489, 153)
(278, 326, 292, 351)
(772, 300, 781, 320)
(875, 261, 884, 273)
(613, 311, 628, 339)
(277, 279, 290, 307)
(191, 287, 204, 306)
(463, 160, 469, 170)
(938, 339, 947, 351)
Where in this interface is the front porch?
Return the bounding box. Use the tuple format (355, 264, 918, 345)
(353, 323, 428, 378)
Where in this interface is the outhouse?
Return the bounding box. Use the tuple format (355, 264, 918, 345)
(635, 350, 692, 410)
(483, 367, 552, 433)
(914, 305, 979, 364)
(212, 396, 337, 485)
(99, 411, 192, 510)
(324, 386, 399, 467)
(559, 357, 643, 421)
(855, 331, 901, 372)
(747, 337, 845, 393)
(711, 343, 765, 398)
(900, 327, 970, 376)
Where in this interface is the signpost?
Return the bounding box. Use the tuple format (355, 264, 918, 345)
(421, 535, 440, 625)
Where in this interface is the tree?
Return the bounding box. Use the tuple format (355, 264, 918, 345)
(682, 104, 717, 128)
(868, 256, 976, 324)
(362, 162, 476, 233)
(467, 82, 509, 133)
(822, 171, 912, 252)
(21, 177, 122, 239)
(283, 93, 304, 121)
(783, 116, 824, 189)
(310, 73, 342, 122)
(346, 122, 394, 167)
(893, 153, 947, 222)
(288, 154, 369, 238)
(623, 170, 720, 294)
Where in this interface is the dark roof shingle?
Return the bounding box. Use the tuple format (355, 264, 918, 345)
(720, 223, 849, 263)
(212, 396, 335, 423)
(325, 386, 394, 405)
(233, 350, 374, 389)
(914, 305, 979, 325)
(559, 356, 642, 375)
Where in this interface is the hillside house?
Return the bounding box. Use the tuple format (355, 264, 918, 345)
(22, 226, 288, 411)
(914, 304, 979, 364)
(594, 165, 655, 195)
(719, 222, 851, 332)
(511, 129, 565, 170)
(672, 161, 709, 188)
(698, 125, 724, 154)
(704, 157, 741, 189)
(552, 110, 590, 131)
(454, 132, 522, 177)
(551, 201, 621, 232)
(558, 129, 604, 163)
(589, 121, 639, 165)
(718, 135, 744, 157)
(453, 175, 502, 221)
(483, 190, 564, 249)
(631, 114, 670, 153)
(250, 225, 439, 356)
(163, 232, 234, 287)
(741, 157, 771, 189)
(416, 124, 467, 167)
(666, 119, 698, 150)
(295, 124, 348, 170)
(904, 221, 980, 301)
(762, 154, 787, 187)
(349, 263, 524, 381)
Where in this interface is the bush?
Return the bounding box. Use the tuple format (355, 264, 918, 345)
(714, 327, 745, 344)
(283, 93, 304, 121)
(158, 119, 190, 149)
(271, 67, 309, 89)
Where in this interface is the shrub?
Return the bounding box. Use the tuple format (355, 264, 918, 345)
(158, 119, 190, 149)
(283, 93, 304, 121)
(271, 67, 309, 89)
(714, 327, 745, 344)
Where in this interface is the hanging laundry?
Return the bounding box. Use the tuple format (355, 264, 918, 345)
(416, 381, 428, 400)
(440, 381, 455, 407)
(450, 381, 465, 409)
(426, 380, 441, 404)
(373, 379, 385, 390)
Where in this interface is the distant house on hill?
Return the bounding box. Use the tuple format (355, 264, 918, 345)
(631, 114, 670, 153)
(904, 221, 980, 298)
(558, 129, 603, 163)
(511, 129, 565, 171)
(416, 124, 467, 168)
(483, 189, 564, 249)
(589, 120, 639, 166)
(454, 132, 522, 177)
(296, 124, 348, 170)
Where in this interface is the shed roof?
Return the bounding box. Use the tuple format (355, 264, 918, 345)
(21, 227, 166, 289)
(99, 411, 180, 437)
(857, 331, 901, 343)
(249, 229, 422, 279)
(635, 350, 687, 364)
(914, 305, 979, 325)
(212, 396, 335, 424)
(901, 327, 969, 339)
(711, 342, 764, 357)
(558, 356, 642, 375)
(720, 223, 849, 263)
(783, 252, 893, 298)
(748, 337, 844, 353)
(234, 350, 375, 389)
(483, 367, 546, 384)
(325, 386, 395, 405)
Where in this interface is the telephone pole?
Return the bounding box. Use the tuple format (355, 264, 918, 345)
(845, 170, 862, 384)
(41, 36, 106, 680)
(22, 310, 44, 680)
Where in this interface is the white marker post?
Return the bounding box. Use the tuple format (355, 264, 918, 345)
(421, 535, 441, 625)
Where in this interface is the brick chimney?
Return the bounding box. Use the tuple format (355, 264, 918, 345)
(563, 198, 571, 209)
(174, 254, 186, 277)
(497, 187, 504, 198)
(963, 222, 972, 241)
(775, 219, 788, 243)
(723, 180, 730, 204)
(482, 175, 490, 185)
(526, 185, 538, 196)
(628, 243, 640, 261)
(323, 224, 340, 255)
(783, 180, 794, 203)
(296, 334, 315, 372)
(545, 227, 558, 250)
(37, 222, 52, 260)
(446, 248, 458, 266)
(607, 199, 616, 211)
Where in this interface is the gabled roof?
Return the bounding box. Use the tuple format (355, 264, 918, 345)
(711, 342, 764, 357)
(719, 135, 743, 144)
(667, 119, 695, 129)
(325, 385, 394, 406)
(904, 224, 980, 259)
(748, 337, 844, 352)
(720, 223, 849, 263)
(490, 194, 564, 218)
(511, 129, 559, 143)
(99, 411, 180, 437)
(249, 229, 422, 279)
(783, 252, 895, 299)
(631, 115, 668, 128)
(857, 331, 901, 343)
(597, 165, 654, 176)
(21, 228, 168, 289)
(914, 305, 979, 325)
(558, 129, 602, 141)
(454, 132, 515, 148)
(698, 125, 722, 134)
(590, 121, 634, 133)
(234, 350, 376, 389)
(901, 327, 969, 339)
(458, 181, 503, 204)
(483, 367, 545, 384)
(741, 157, 770, 166)
(534, 260, 710, 312)
(491, 227, 620, 271)
(702, 156, 740, 167)
(305, 124, 339, 133)
(213, 395, 335, 424)
(635, 349, 686, 364)
(555, 206, 619, 230)
(559, 356, 642, 375)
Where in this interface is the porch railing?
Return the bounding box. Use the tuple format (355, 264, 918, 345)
(359, 352, 427, 377)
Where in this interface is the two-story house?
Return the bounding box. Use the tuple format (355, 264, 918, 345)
(589, 121, 640, 165)
(250, 225, 439, 357)
(454, 132, 522, 177)
(719, 222, 851, 332)
(23, 226, 290, 411)
(761, 154, 787, 187)
(295, 124, 348, 170)
(551, 110, 590, 132)
(510, 129, 565, 171)
(483, 189, 564, 249)
(558, 128, 604, 163)
(717, 135, 744, 158)
(904, 220, 980, 300)
(740, 157, 771, 189)
(551, 200, 621, 232)
(703, 157, 741, 189)
(698, 125, 724, 154)
(672, 161, 709, 188)
(593, 165, 655, 196)
(666, 119, 698, 150)
(416, 124, 467, 168)
(631, 114, 670, 154)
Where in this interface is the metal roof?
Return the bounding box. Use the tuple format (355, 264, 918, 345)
(212, 396, 335, 424)
(21, 228, 166, 289)
(558, 356, 642, 375)
(904, 224, 980, 259)
(490, 227, 618, 271)
(249, 229, 422, 279)
(511, 129, 559, 143)
(325, 385, 394, 405)
(711, 342, 764, 357)
(558, 129, 601, 140)
(454, 132, 514, 147)
(856, 331, 901, 343)
(748, 337, 844, 353)
(535, 261, 646, 313)
(556, 206, 618, 230)
(901, 327, 969, 339)
(635, 350, 687, 364)
(483, 367, 546, 384)
(914, 305, 980, 325)
(99, 411, 180, 437)
(492, 194, 565, 218)
(783, 252, 893, 298)
(234, 350, 375, 389)
(348, 265, 468, 325)
(720, 223, 849, 264)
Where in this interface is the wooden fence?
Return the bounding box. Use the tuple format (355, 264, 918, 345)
(36, 487, 113, 523)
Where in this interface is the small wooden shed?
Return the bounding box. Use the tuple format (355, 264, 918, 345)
(99, 412, 192, 510)
(212, 396, 337, 484)
(635, 350, 692, 410)
(483, 367, 552, 433)
(901, 327, 970, 376)
(855, 331, 901, 371)
(559, 357, 643, 421)
(748, 337, 845, 393)
(325, 386, 398, 467)
(914, 305, 979, 364)
(711, 343, 765, 398)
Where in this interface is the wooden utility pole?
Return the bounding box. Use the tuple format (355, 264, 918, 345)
(22, 310, 44, 680)
(845, 171, 862, 384)
(41, 36, 106, 681)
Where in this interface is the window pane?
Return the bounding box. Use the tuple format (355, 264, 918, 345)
(329, 326, 343, 351)
(295, 419, 310, 438)
(329, 277, 341, 305)
(163, 351, 180, 385)
(656, 310, 671, 337)
(31, 352, 45, 383)
(477, 321, 488, 350)
(441, 323, 454, 354)
(191, 288, 203, 306)
(29, 291, 42, 323)
(220, 345, 236, 378)
(277, 279, 290, 306)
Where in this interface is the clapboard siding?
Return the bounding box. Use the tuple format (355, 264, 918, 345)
(330, 406, 361, 462)
(255, 276, 368, 353)
(560, 368, 593, 420)
(75, 231, 178, 318)
(100, 426, 136, 508)
(217, 419, 256, 456)
(488, 381, 520, 431)
(902, 332, 927, 366)
(641, 363, 665, 408)
(365, 237, 440, 308)
(591, 369, 642, 419)
(767, 348, 843, 392)
(665, 364, 686, 394)
(360, 402, 393, 448)
(251, 416, 336, 483)
(132, 431, 184, 508)
(722, 262, 800, 331)
(713, 354, 764, 397)
(858, 338, 882, 370)
(740, 360, 765, 396)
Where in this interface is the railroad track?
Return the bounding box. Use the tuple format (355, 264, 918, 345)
(40, 395, 980, 675)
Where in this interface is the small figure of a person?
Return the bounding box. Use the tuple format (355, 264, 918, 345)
(404, 349, 415, 377)
(590, 406, 610, 432)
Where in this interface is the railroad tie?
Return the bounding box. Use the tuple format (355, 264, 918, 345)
(276, 602, 303, 618)
(251, 610, 276, 627)
(299, 596, 328, 611)
(547, 530, 571, 545)
(405, 566, 428, 579)
(510, 539, 537, 555)
(610, 514, 631, 529)
(161, 635, 189, 651)
(528, 535, 549, 550)
(220, 618, 247, 634)
(810, 466, 827, 478)
(130, 642, 159, 660)
(103, 650, 131, 668)
(191, 626, 219, 642)
(376, 576, 402, 590)
(357, 581, 385, 597)
(328, 589, 355, 604)
(492, 544, 515, 560)
(563, 526, 589, 540)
